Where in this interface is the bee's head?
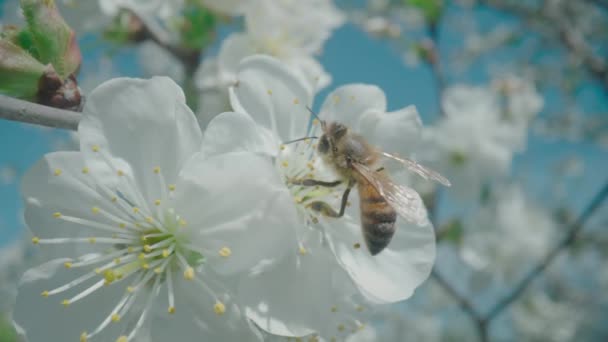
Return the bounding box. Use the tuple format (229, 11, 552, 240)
(318, 122, 348, 156)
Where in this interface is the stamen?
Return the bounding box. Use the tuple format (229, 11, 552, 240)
(35, 237, 133, 245)
(166, 263, 175, 314)
(127, 276, 161, 340)
(65, 279, 105, 305)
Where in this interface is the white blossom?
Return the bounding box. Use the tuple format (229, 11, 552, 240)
(12, 77, 297, 341)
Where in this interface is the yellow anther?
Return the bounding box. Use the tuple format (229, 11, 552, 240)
(184, 267, 195, 280)
(32, 236, 40, 245)
(142, 263, 150, 270)
(53, 169, 62, 176)
(91, 145, 99, 152)
(293, 98, 300, 104)
(330, 338, 337, 342)
(138, 253, 146, 260)
(80, 332, 88, 342)
(311, 217, 319, 224)
(330, 306, 337, 313)
(338, 324, 345, 332)
(91, 206, 100, 214)
(127, 286, 135, 293)
(307, 162, 315, 170)
(111, 196, 117, 202)
(333, 95, 340, 104)
(64, 262, 73, 269)
(154, 199, 161, 206)
(356, 305, 364, 312)
(213, 301, 226, 316)
(168, 306, 176, 314)
(116, 336, 128, 342)
(162, 249, 170, 258)
(154, 267, 162, 274)
(312, 119, 319, 126)
(88, 237, 96, 244)
(353, 243, 361, 249)
(62, 299, 70, 307)
(218, 247, 232, 258)
(117, 170, 124, 176)
(267, 89, 273, 95)
(153, 166, 161, 174)
(127, 246, 134, 253)
(179, 219, 187, 227)
(168, 184, 176, 191)
(41, 290, 49, 297)
(280, 144, 286, 150)
(104, 269, 116, 284)
(111, 313, 120, 322)
(281, 161, 289, 168)
(114, 258, 121, 264)
(95, 268, 101, 274)
(119, 223, 127, 229)
(294, 196, 303, 204)
(53, 212, 62, 218)
(132, 207, 139, 214)
(145, 216, 154, 223)
(140, 235, 147, 242)
(299, 246, 307, 255)
(82, 167, 89, 174)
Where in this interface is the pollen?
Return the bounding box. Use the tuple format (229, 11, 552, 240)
(114, 258, 121, 264)
(138, 253, 146, 260)
(353, 243, 361, 249)
(80, 332, 87, 342)
(279, 144, 286, 151)
(111, 196, 117, 202)
(145, 216, 154, 223)
(41, 290, 49, 297)
(64, 262, 73, 269)
(213, 301, 226, 316)
(312, 119, 319, 126)
(337, 324, 345, 332)
(119, 223, 127, 229)
(218, 247, 232, 258)
(179, 219, 187, 226)
(356, 305, 364, 312)
(154, 267, 162, 274)
(293, 98, 300, 104)
(31, 237, 40, 244)
(127, 286, 135, 293)
(141, 263, 150, 270)
(132, 207, 140, 214)
(298, 246, 307, 255)
(61, 299, 70, 307)
(53, 168, 62, 176)
(82, 167, 89, 174)
(330, 306, 338, 313)
(281, 161, 289, 168)
(91, 206, 100, 214)
(267, 89, 273, 95)
(153, 166, 161, 174)
(53, 212, 62, 218)
(111, 313, 120, 322)
(184, 267, 195, 280)
(91, 145, 99, 152)
(168, 306, 176, 314)
(162, 249, 170, 258)
(154, 199, 161, 206)
(104, 269, 116, 284)
(127, 247, 134, 253)
(117, 170, 124, 176)
(169, 184, 176, 191)
(88, 237, 96, 244)
(116, 336, 128, 342)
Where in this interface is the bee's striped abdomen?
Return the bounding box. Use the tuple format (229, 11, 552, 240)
(358, 181, 397, 255)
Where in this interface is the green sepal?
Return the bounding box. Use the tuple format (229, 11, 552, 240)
(177, 1, 218, 51)
(0, 39, 47, 100)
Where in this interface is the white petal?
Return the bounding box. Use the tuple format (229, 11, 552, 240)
(171, 151, 298, 275)
(319, 84, 387, 131)
(327, 207, 436, 303)
(201, 0, 248, 16)
(79, 77, 202, 203)
(217, 33, 255, 80)
(201, 111, 277, 158)
(286, 57, 332, 94)
(230, 55, 312, 142)
(358, 105, 422, 157)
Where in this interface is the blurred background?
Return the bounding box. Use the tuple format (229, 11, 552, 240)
(1, 0, 607, 341)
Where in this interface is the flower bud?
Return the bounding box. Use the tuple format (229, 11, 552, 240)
(0, 39, 46, 100)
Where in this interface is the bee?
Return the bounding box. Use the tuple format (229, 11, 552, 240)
(291, 114, 450, 256)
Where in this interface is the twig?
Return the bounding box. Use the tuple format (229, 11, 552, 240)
(0, 95, 80, 130)
(484, 180, 608, 321)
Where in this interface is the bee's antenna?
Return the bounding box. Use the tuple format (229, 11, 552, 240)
(305, 106, 326, 129)
(282, 136, 318, 145)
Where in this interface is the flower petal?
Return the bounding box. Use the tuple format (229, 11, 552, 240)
(171, 151, 298, 275)
(230, 55, 312, 142)
(326, 199, 436, 303)
(201, 111, 277, 158)
(358, 105, 422, 158)
(78, 77, 202, 204)
(217, 33, 255, 80)
(319, 84, 387, 131)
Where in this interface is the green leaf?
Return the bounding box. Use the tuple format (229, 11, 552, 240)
(178, 0, 218, 51)
(406, 0, 444, 25)
(0, 314, 18, 342)
(440, 219, 464, 245)
(19, 0, 81, 78)
(0, 39, 47, 100)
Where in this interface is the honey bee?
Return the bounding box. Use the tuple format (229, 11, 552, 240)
(291, 115, 450, 256)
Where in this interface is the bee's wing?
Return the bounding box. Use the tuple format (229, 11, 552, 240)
(381, 152, 451, 187)
(351, 162, 429, 226)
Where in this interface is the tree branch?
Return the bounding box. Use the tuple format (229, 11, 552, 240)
(0, 95, 80, 130)
(484, 180, 608, 321)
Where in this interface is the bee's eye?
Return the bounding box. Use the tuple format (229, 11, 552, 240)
(318, 135, 329, 154)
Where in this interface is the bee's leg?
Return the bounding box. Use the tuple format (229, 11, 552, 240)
(289, 179, 342, 187)
(309, 180, 355, 218)
(376, 167, 385, 172)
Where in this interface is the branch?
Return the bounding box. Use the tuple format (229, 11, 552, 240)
(484, 180, 608, 321)
(0, 95, 80, 130)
